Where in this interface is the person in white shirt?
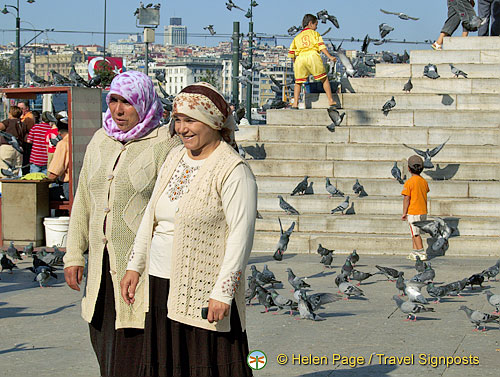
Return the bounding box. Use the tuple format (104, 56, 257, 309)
(121, 82, 257, 377)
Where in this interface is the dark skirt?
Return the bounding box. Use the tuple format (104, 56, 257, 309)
(89, 250, 145, 377)
(141, 275, 253, 377)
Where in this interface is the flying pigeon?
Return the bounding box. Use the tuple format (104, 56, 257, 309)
(380, 9, 420, 20)
(403, 78, 413, 93)
(402, 138, 449, 169)
(291, 176, 308, 196)
(412, 217, 452, 252)
(459, 305, 499, 331)
(273, 218, 295, 261)
(0, 131, 23, 154)
(226, 0, 244, 11)
(423, 63, 440, 79)
(277, 195, 299, 215)
(481, 260, 500, 281)
(287, 25, 301, 36)
(382, 96, 396, 115)
(393, 295, 434, 321)
(316, 9, 340, 28)
(332, 43, 356, 77)
(155, 70, 166, 83)
(449, 64, 467, 78)
(331, 196, 350, 214)
(297, 290, 325, 320)
(326, 108, 345, 132)
(379, 23, 394, 38)
(484, 291, 500, 314)
(361, 34, 371, 54)
(325, 178, 344, 197)
(391, 162, 405, 184)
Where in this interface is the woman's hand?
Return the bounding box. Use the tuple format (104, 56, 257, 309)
(207, 298, 230, 323)
(64, 266, 84, 291)
(120, 270, 140, 305)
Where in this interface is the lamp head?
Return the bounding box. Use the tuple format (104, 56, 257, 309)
(27, 0, 36, 3)
(1, 7, 9, 14)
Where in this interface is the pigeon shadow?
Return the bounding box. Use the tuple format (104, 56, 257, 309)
(242, 143, 266, 160)
(340, 77, 356, 93)
(299, 363, 397, 376)
(304, 91, 341, 109)
(320, 311, 357, 318)
(248, 254, 289, 264)
(0, 303, 75, 319)
(413, 316, 440, 321)
(308, 271, 336, 279)
(423, 164, 460, 181)
(440, 94, 454, 106)
(0, 343, 56, 355)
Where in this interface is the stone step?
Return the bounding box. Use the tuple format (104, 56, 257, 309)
(376, 63, 500, 79)
(342, 77, 500, 94)
(410, 50, 500, 65)
(255, 212, 499, 237)
(251, 231, 500, 256)
(237, 125, 499, 146)
(257, 193, 500, 217)
(443, 36, 500, 51)
(239, 141, 500, 163)
(254, 177, 500, 199)
(247, 160, 500, 181)
(307, 93, 500, 111)
(266, 108, 500, 128)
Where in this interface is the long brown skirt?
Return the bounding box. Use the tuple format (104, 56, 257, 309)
(89, 250, 144, 377)
(141, 275, 253, 377)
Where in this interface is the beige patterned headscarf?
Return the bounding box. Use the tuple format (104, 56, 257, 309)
(171, 82, 238, 150)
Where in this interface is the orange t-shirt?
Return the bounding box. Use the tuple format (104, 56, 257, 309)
(401, 175, 429, 215)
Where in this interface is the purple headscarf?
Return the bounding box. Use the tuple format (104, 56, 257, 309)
(103, 71, 163, 142)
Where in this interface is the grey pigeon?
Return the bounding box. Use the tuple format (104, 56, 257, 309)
(226, 0, 245, 12)
(27, 70, 49, 86)
(0, 131, 23, 154)
(69, 65, 89, 87)
(379, 23, 394, 38)
(380, 9, 420, 20)
(286, 268, 310, 290)
(269, 289, 297, 315)
(261, 264, 281, 286)
(317, 244, 333, 257)
(304, 182, 314, 195)
(423, 63, 440, 79)
(375, 265, 400, 281)
(348, 250, 359, 265)
(411, 263, 435, 283)
(354, 183, 368, 197)
(338, 277, 364, 299)
(484, 291, 500, 314)
(203, 25, 216, 35)
(6, 241, 22, 261)
(444, 278, 468, 296)
(325, 178, 344, 197)
(320, 252, 334, 268)
(393, 295, 434, 321)
(467, 273, 485, 290)
(361, 34, 371, 54)
(351, 270, 373, 286)
(382, 96, 396, 115)
(287, 25, 301, 36)
(345, 202, 355, 215)
(332, 43, 356, 77)
(413, 217, 452, 250)
(382, 51, 394, 63)
(33, 254, 51, 270)
(23, 242, 34, 257)
(481, 259, 500, 281)
(273, 218, 295, 261)
(391, 162, 404, 184)
(396, 272, 406, 295)
(88, 74, 101, 88)
(316, 9, 340, 29)
(326, 108, 345, 132)
(412, 219, 440, 239)
(36, 267, 57, 288)
(403, 138, 449, 169)
(352, 179, 362, 193)
(403, 78, 413, 93)
(426, 283, 450, 303)
(331, 196, 350, 215)
(295, 289, 341, 311)
(277, 195, 299, 215)
(297, 290, 325, 320)
(449, 64, 467, 78)
(415, 255, 427, 273)
(459, 305, 499, 331)
(155, 70, 166, 83)
(50, 69, 70, 86)
(1, 253, 17, 273)
(245, 276, 259, 304)
(405, 280, 429, 304)
(341, 258, 353, 276)
(291, 176, 308, 196)
(256, 286, 275, 313)
(236, 75, 252, 86)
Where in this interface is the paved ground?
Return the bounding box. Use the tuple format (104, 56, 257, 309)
(1, 252, 499, 377)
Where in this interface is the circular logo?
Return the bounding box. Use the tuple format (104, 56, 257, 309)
(247, 350, 267, 370)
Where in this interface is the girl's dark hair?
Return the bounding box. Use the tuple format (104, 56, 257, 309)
(302, 14, 317, 28)
(409, 165, 423, 175)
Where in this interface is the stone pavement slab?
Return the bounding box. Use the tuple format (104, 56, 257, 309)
(1, 253, 499, 377)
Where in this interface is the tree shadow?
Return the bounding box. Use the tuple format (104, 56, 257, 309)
(423, 164, 460, 180)
(0, 303, 75, 319)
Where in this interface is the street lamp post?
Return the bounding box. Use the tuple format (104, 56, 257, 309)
(244, 1, 257, 125)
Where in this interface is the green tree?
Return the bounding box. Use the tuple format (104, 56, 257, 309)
(198, 69, 219, 90)
(94, 60, 117, 88)
(0, 58, 14, 78)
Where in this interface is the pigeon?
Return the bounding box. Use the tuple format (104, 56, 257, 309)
(444, 278, 468, 297)
(331, 196, 350, 215)
(277, 195, 299, 215)
(382, 96, 396, 115)
(326, 108, 345, 132)
(1, 253, 17, 273)
(458, 305, 499, 331)
(297, 290, 325, 320)
(373, 39, 387, 46)
(145, 3, 153, 8)
(449, 64, 467, 78)
(481, 260, 500, 281)
(395, 272, 406, 295)
(405, 280, 429, 304)
(203, 25, 216, 35)
(348, 250, 359, 265)
(50, 69, 70, 86)
(261, 264, 281, 286)
(269, 289, 297, 315)
(316, 9, 340, 29)
(380, 9, 420, 20)
(467, 273, 485, 290)
(352, 179, 362, 193)
(484, 291, 500, 314)
(23, 242, 34, 257)
(304, 182, 314, 195)
(426, 283, 450, 303)
(245, 276, 259, 304)
(287, 25, 301, 36)
(379, 23, 394, 38)
(33, 254, 51, 270)
(393, 295, 434, 322)
(295, 289, 340, 311)
(88, 74, 102, 88)
(361, 34, 371, 54)
(402, 78, 413, 93)
(6, 241, 22, 261)
(403, 138, 449, 169)
(155, 70, 166, 83)
(341, 258, 353, 276)
(332, 43, 356, 77)
(286, 268, 310, 290)
(69, 65, 90, 87)
(375, 265, 400, 281)
(423, 63, 440, 79)
(226, 0, 244, 11)
(345, 202, 355, 215)
(338, 276, 364, 299)
(26, 70, 49, 86)
(273, 218, 295, 261)
(351, 270, 373, 286)
(317, 244, 333, 257)
(291, 176, 308, 196)
(325, 178, 344, 197)
(411, 263, 435, 283)
(412, 217, 452, 252)
(354, 183, 368, 197)
(256, 286, 274, 312)
(320, 252, 334, 268)
(0, 131, 23, 154)
(36, 267, 57, 288)
(382, 51, 394, 63)
(269, 74, 293, 90)
(415, 255, 427, 273)
(236, 75, 252, 86)
(391, 162, 405, 184)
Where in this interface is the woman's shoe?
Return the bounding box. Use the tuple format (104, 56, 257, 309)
(431, 42, 442, 51)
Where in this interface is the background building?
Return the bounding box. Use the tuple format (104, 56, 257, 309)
(164, 17, 187, 46)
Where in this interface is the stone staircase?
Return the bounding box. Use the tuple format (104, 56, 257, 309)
(237, 36, 500, 257)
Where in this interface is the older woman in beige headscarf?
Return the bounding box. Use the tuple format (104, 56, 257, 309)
(121, 82, 257, 376)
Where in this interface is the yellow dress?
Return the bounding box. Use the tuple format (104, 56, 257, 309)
(288, 28, 327, 83)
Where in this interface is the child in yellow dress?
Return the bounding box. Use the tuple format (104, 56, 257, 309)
(288, 14, 338, 109)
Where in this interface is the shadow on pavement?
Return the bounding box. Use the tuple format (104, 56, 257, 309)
(0, 303, 75, 319)
(299, 363, 397, 376)
(0, 343, 56, 355)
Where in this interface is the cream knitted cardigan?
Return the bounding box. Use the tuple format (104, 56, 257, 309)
(63, 127, 180, 329)
(131, 141, 256, 332)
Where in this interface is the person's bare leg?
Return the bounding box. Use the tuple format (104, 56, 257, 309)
(321, 77, 337, 106)
(436, 32, 448, 45)
(292, 83, 301, 108)
(413, 235, 424, 250)
(462, 29, 469, 37)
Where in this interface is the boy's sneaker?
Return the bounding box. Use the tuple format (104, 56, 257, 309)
(431, 42, 442, 51)
(407, 251, 418, 261)
(415, 251, 428, 261)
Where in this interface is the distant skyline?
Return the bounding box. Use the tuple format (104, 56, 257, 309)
(0, 1, 467, 52)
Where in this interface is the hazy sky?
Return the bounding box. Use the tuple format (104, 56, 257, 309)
(0, 1, 456, 52)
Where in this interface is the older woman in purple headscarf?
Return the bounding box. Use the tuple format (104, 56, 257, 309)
(63, 71, 180, 377)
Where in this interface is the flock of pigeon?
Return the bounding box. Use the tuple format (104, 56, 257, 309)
(247, 248, 500, 330)
(0, 241, 64, 288)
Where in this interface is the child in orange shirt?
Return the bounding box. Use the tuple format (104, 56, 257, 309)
(401, 155, 430, 261)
